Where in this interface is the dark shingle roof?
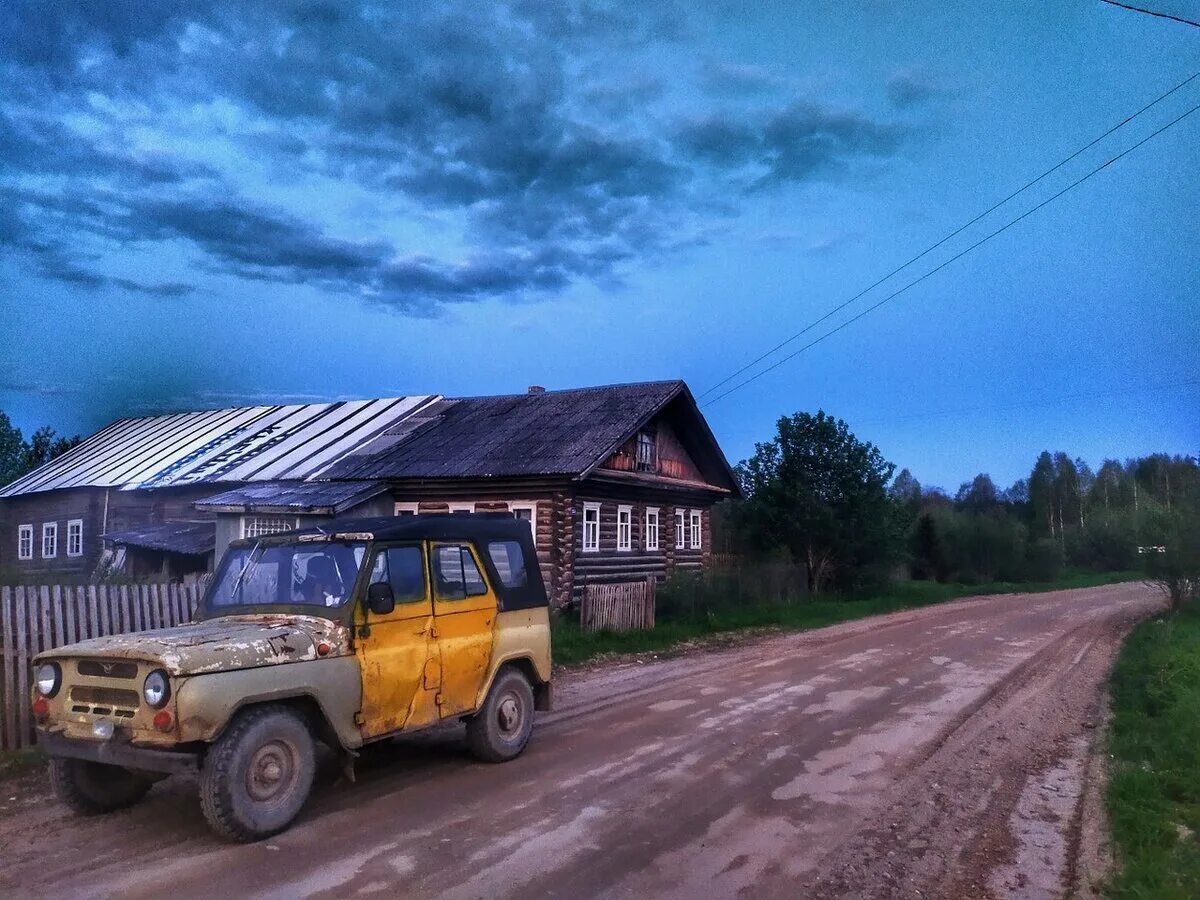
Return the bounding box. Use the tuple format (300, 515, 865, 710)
(324, 381, 687, 480)
(103, 521, 215, 555)
(194, 480, 388, 514)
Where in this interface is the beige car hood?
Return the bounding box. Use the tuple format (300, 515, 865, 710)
(41, 615, 351, 676)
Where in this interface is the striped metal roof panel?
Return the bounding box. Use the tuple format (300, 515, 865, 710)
(0, 396, 437, 497)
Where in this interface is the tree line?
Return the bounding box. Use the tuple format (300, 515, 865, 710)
(722, 409, 1200, 597)
(0, 412, 81, 488)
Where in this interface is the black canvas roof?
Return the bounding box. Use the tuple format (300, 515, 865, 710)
(233, 513, 528, 546)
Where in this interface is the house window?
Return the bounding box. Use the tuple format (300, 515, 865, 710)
(690, 510, 702, 550)
(509, 502, 537, 547)
(675, 510, 685, 549)
(448, 502, 475, 513)
(636, 430, 656, 472)
(18, 524, 33, 560)
(582, 502, 600, 553)
(617, 505, 632, 552)
(42, 522, 58, 559)
(394, 502, 419, 516)
(645, 508, 660, 551)
(67, 519, 84, 557)
(242, 516, 297, 539)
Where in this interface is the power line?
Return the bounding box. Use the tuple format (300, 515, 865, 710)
(853, 377, 1200, 428)
(1099, 0, 1200, 28)
(696, 70, 1200, 401)
(702, 100, 1200, 407)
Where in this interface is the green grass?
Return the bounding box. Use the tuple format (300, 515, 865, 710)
(1106, 607, 1200, 898)
(552, 569, 1140, 667)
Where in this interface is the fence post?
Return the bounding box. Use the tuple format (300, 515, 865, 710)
(2, 587, 16, 750)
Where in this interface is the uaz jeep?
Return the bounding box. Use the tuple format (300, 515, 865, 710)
(31, 514, 552, 841)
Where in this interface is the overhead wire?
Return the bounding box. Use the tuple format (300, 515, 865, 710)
(698, 71, 1200, 400)
(701, 100, 1200, 407)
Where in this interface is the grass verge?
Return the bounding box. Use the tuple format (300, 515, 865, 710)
(552, 569, 1139, 667)
(1106, 607, 1200, 898)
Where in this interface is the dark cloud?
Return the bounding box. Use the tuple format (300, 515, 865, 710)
(887, 67, 943, 108)
(699, 61, 786, 96)
(678, 104, 909, 186)
(0, 1, 915, 312)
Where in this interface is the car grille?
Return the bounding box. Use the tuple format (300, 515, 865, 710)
(69, 686, 140, 718)
(77, 659, 139, 680)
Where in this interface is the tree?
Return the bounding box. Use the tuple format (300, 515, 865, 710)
(1029, 451, 1056, 539)
(955, 474, 999, 513)
(1053, 452, 1080, 542)
(911, 512, 948, 581)
(0, 411, 81, 489)
(735, 410, 896, 595)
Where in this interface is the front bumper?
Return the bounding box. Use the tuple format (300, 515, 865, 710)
(38, 731, 200, 776)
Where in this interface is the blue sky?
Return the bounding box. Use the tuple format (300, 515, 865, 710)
(1, 1, 1197, 491)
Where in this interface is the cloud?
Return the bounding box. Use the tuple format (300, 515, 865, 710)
(886, 67, 944, 108)
(677, 104, 909, 186)
(0, 2, 917, 313)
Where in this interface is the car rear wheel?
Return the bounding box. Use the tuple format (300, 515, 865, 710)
(466, 668, 535, 763)
(199, 705, 316, 842)
(50, 758, 152, 815)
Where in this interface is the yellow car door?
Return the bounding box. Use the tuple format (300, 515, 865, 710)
(430, 542, 497, 718)
(355, 544, 441, 739)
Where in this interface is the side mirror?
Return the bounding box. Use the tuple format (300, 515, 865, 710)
(366, 582, 395, 615)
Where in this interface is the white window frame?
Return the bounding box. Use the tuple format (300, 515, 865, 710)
(616, 505, 632, 552)
(582, 502, 601, 553)
(393, 502, 419, 516)
(690, 510, 703, 550)
(645, 507, 660, 551)
(18, 524, 33, 560)
(67, 519, 84, 557)
(509, 502, 538, 547)
(675, 509, 685, 549)
(448, 502, 475, 514)
(241, 515, 298, 539)
(42, 522, 58, 559)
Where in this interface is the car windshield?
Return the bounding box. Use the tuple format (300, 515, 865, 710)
(206, 541, 366, 610)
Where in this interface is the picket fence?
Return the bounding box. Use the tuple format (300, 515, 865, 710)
(0, 581, 209, 751)
(580, 578, 656, 633)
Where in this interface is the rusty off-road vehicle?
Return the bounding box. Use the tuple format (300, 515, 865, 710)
(31, 514, 552, 841)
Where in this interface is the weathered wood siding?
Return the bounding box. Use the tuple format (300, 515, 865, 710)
(600, 415, 703, 482)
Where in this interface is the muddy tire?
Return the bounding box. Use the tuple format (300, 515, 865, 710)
(466, 668, 535, 763)
(50, 758, 152, 815)
(199, 705, 316, 843)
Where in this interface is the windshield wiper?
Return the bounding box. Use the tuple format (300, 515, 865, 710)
(229, 540, 262, 604)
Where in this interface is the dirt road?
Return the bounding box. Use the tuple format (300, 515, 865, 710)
(0, 582, 1159, 899)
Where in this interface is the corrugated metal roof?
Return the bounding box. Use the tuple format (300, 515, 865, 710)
(324, 381, 687, 480)
(103, 521, 216, 555)
(0, 397, 436, 497)
(194, 480, 388, 514)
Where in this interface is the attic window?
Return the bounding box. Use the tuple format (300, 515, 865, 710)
(636, 430, 656, 472)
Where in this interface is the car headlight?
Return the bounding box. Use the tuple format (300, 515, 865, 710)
(143, 670, 170, 708)
(35, 662, 61, 698)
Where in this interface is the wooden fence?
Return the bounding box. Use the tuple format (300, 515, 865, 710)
(1, 581, 209, 751)
(580, 578, 656, 633)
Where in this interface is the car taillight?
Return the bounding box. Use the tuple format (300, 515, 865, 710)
(153, 710, 174, 732)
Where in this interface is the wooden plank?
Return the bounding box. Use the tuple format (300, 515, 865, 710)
(37, 586, 50, 654)
(51, 585, 65, 649)
(15, 587, 31, 749)
(100, 584, 114, 636)
(87, 584, 100, 642)
(2, 587, 16, 750)
(64, 587, 78, 646)
(121, 585, 132, 634)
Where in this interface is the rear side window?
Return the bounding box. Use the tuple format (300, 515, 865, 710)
(487, 540, 528, 588)
(368, 546, 427, 603)
(433, 544, 488, 599)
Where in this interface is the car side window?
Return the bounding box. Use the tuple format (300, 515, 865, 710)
(433, 544, 488, 599)
(487, 540, 528, 588)
(368, 546, 426, 603)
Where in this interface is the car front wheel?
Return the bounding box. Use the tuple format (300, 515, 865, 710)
(198, 705, 316, 842)
(466, 668, 535, 763)
(50, 758, 152, 814)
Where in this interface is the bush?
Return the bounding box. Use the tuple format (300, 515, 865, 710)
(1025, 537, 1065, 582)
